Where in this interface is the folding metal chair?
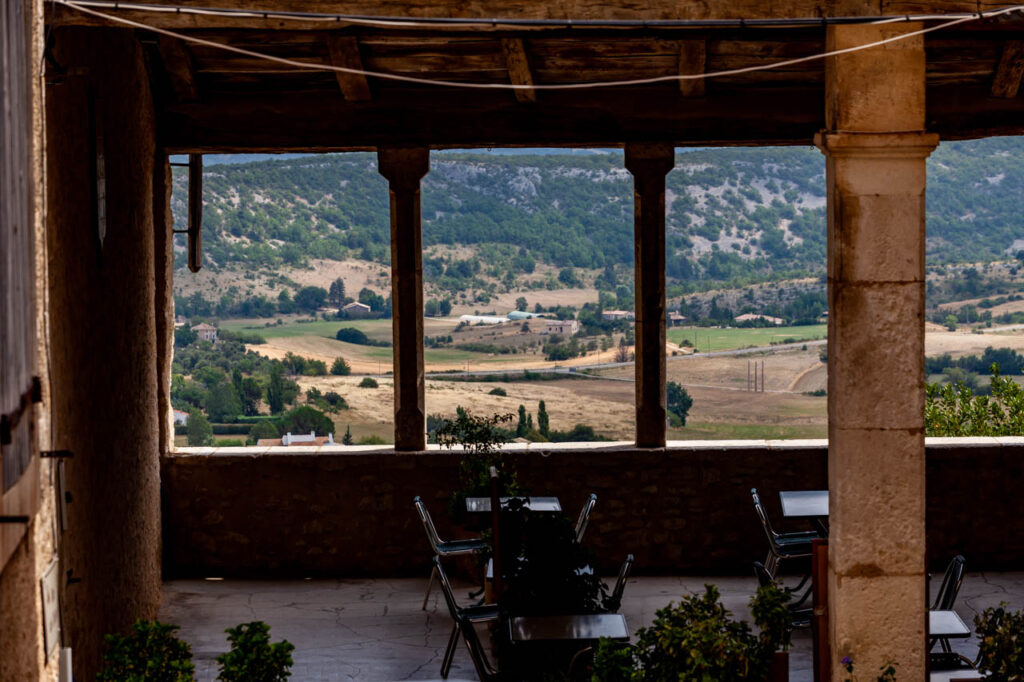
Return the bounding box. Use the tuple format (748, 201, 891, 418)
(415, 496, 488, 610)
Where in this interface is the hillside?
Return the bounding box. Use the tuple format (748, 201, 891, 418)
(172, 138, 1024, 302)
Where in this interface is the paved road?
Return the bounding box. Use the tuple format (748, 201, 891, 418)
(423, 338, 826, 381)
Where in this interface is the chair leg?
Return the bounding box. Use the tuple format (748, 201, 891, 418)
(785, 572, 812, 594)
(423, 564, 437, 611)
(441, 622, 460, 678)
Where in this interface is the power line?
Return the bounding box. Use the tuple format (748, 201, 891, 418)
(52, 0, 1024, 92)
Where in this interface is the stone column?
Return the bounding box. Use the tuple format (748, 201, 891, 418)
(624, 143, 673, 448)
(816, 24, 938, 679)
(378, 147, 429, 451)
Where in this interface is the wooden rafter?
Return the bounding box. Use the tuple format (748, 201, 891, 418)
(991, 40, 1024, 99)
(677, 40, 706, 97)
(501, 38, 535, 103)
(327, 35, 372, 101)
(156, 37, 198, 102)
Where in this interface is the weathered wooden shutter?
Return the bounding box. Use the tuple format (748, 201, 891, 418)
(1, 0, 39, 570)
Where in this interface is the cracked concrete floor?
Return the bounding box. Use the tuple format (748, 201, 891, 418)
(160, 571, 1024, 681)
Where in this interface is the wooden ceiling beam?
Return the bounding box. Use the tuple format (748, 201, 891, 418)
(991, 40, 1024, 98)
(156, 36, 199, 101)
(501, 38, 536, 103)
(49, 0, 1006, 29)
(327, 35, 372, 101)
(677, 39, 706, 97)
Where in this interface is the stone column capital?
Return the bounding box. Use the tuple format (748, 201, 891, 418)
(814, 130, 939, 159)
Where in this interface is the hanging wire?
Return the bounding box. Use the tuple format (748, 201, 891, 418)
(52, 0, 1024, 91)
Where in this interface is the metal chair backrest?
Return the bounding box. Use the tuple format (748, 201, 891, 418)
(433, 557, 500, 681)
(751, 488, 779, 545)
(931, 555, 966, 611)
(608, 554, 634, 610)
(753, 561, 775, 589)
(414, 496, 443, 554)
(575, 494, 597, 544)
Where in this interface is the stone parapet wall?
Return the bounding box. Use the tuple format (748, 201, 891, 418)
(162, 438, 1024, 578)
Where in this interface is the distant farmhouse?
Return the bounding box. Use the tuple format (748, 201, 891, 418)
(601, 310, 635, 322)
(258, 431, 336, 447)
(191, 322, 218, 342)
(668, 312, 687, 327)
(172, 409, 189, 426)
(544, 319, 580, 335)
(735, 313, 784, 326)
(342, 301, 372, 317)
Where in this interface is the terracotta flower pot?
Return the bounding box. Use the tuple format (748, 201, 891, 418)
(767, 651, 789, 682)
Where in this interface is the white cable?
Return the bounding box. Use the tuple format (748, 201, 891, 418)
(53, 0, 1024, 91)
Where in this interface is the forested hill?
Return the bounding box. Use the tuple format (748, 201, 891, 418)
(175, 137, 1024, 286)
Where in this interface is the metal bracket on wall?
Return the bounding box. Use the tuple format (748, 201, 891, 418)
(170, 154, 203, 272)
(40, 451, 74, 459)
(0, 516, 30, 524)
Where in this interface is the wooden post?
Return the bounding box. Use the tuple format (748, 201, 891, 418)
(378, 147, 429, 451)
(625, 143, 673, 448)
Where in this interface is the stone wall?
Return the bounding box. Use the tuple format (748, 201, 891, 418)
(163, 436, 1024, 577)
(163, 439, 1024, 579)
(46, 27, 163, 680)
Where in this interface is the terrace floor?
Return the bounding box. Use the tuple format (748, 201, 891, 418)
(160, 572, 1024, 681)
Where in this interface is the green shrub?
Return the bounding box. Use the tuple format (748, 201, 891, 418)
(247, 420, 280, 445)
(591, 583, 790, 681)
(330, 357, 351, 376)
(97, 619, 195, 682)
(359, 377, 379, 388)
(215, 621, 294, 682)
(488, 387, 507, 396)
(277, 406, 334, 436)
(357, 434, 388, 445)
(975, 603, 1024, 680)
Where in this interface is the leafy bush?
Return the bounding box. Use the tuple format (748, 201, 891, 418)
(926, 363, 1024, 436)
(335, 327, 390, 347)
(330, 357, 351, 375)
(186, 409, 214, 446)
(215, 621, 294, 682)
(277, 406, 334, 436)
(488, 387, 507, 396)
(97, 620, 195, 682)
(359, 377, 379, 388)
(247, 420, 280, 445)
(974, 602, 1024, 680)
(592, 583, 790, 681)
(357, 434, 388, 445)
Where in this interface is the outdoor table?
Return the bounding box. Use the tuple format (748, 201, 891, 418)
(779, 490, 829, 518)
(509, 613, 629, 643)
(930, 610, 971, 639)
(465, 496, 562, 513)
(779, 489, 829, 536)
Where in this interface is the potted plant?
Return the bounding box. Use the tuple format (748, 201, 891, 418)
(591, 583, 793, 681)
(435, 407, 517, 524)
(495, 508, 613, 678)
(97, 620, 195, 682)
(974, 602, 1024, 680)
(216, 621, 294, 682)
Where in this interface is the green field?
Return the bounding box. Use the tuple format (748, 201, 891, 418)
(668, 324, 827, 353)
(220, 317, 395, 341)
(669, 422, 827, 440)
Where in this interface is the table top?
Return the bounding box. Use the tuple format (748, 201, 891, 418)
(930, 610, 971, 639)
(510, 614, 629, 642)
(779, 490, 829, 518)
(465, 496, 561, 513)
